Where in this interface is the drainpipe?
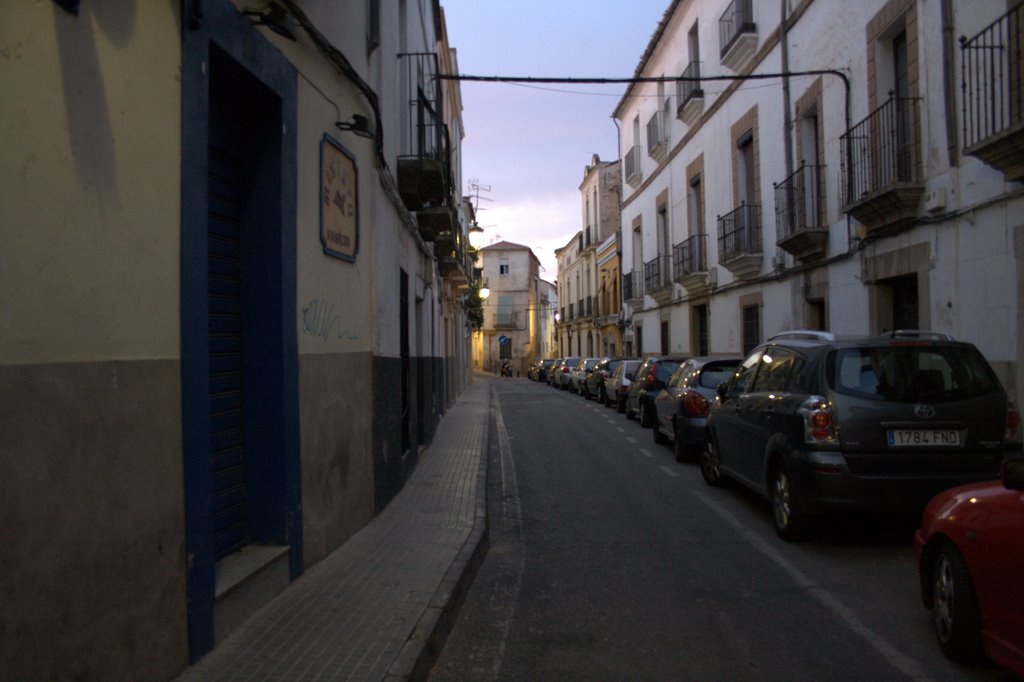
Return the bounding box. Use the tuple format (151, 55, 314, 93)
(941, 0, 960, 168)
(781, 0, 794, 179)
(780, 0, 794, 271)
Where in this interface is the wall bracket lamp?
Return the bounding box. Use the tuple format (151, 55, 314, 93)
(336, 115, 375, 139)
(243, 3, 297, 41)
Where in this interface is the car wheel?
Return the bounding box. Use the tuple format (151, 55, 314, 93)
(653, 418, 667, 444)
(639, 401, 650, 427)
(931, 542, 984, 662)
(771, 463, 809, 541)
(673, 421, 695, 462)
(700, 438, 726, 487)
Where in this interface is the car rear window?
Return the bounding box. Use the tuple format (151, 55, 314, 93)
(655, 361, 680, 382)
(698, 362, 740, 389)
(830, 345, 999, 402)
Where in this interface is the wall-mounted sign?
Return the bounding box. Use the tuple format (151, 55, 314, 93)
(320, 134, 359, 262)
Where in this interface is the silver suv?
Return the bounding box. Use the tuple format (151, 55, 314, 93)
(703, 330, 1021, 540)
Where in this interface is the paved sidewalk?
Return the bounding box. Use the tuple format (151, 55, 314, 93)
(176, 377, 492, 681)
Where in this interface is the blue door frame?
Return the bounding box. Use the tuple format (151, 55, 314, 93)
(180, 1, 300, 661)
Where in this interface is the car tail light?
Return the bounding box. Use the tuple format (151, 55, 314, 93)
(682, 390, 709, 417)
(1006, 400, 1021, 444)
(644, 365, 657, 386)
(799, 396, 838, 446)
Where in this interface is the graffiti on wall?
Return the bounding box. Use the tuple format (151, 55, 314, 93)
(301, 298, 359, 343)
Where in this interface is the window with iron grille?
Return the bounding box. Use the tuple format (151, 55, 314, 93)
(742, 304, 760, 354)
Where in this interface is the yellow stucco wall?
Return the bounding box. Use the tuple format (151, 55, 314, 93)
(1, 4, 183, 365)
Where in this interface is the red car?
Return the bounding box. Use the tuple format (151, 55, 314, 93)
(914, 457, 1024, 677)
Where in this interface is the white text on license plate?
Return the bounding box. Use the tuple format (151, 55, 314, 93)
(887, 430, 961, 447)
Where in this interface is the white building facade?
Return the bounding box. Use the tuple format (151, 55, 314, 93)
(474, 241, 543, 376)
(614, 0, 1023, 401)
(554, 155, 623, 358)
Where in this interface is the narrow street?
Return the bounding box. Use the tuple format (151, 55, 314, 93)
(431, 376, 1008, 681)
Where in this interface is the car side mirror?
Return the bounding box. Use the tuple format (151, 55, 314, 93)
(717, 382, 729, 399)
(1005, 458, 1024, 491)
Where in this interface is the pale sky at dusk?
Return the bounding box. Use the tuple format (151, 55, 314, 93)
(441, 1, 672, 280)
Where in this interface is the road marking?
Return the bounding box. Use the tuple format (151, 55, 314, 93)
(491, 389, 525, 679)
(607, 419, 617, 424)
(693, 490, 934, 682)
(639, 449, 655, 458)
(626, 437, 638, 444)
(659, 466, 679, 477)
(617, 427, 625, 433)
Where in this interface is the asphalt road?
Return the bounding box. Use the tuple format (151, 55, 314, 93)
(430, 376, 1012, 681)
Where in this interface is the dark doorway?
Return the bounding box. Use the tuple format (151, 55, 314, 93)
(889, 274, 919, 330)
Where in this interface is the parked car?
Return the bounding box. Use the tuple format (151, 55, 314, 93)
(585, 357, 623, 404)
(625, 355, 688, 427)
(607, 359, 642, 412)
(538, 358, 556, 383)
(652, 356, 743, 461)
(913, 456, 1024, 677)
(571, 357, 601, 396)
(558, 357, 581, 390)
(702, 330, 1021, 541)
(548, 359, 565, 387)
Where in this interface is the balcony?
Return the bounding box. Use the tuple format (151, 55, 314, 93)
(493, 310, 519, 330)
(840, 96, 924, 237)
(644, 255, 673, 304)
(436, 231, 467, 283)
(622, 270, 643, 306)
(415, 206, 454, 241)
(586, 296, 593, 317)
(647, 111, 667, 161)
(961, 4, 1024, 181)
(717, 203, 762, 280)
(775, 163, 828, 261)
(676, 61, 704, 126)
(672, 234, 709, 296)
(397, 53, 452, 211)
(719, 0, 757, 72)
(624, 144, 643, 188)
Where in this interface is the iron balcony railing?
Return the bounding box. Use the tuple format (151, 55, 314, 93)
(719, 0, 755, 59)
(840, 96, 921, 205)
(961, 3, 1024, 149)
(622, 270, 643, 300)
(624, 144, 642, 183)
(677, 61, 704, 108)
(643, 255, 671, 293)
(774, 163, 826, 241)
(672, 234, 708, 280)
(647, 110, 665, 155)
(494, 310, 518, 330)
(717, 203, 762, 261)
(397, 52, 447, 161)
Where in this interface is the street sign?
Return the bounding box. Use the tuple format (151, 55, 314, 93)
(498, 335, 509, 344)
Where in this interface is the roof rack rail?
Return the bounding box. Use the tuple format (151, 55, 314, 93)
(767, 330, 836, 343)
(886, 329, 955, 341)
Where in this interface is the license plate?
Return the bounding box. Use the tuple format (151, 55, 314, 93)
(887, 430, 962, 447)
